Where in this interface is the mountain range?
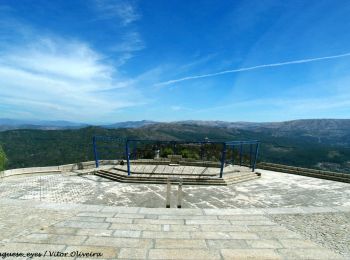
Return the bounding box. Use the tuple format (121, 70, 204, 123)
(1, 118, 350, 147)
(0, 118, 88, 131)
(0, 118, 349, 172)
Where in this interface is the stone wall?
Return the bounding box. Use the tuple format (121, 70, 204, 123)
(258, 162, 350, 183)
(0, 160, 118, 179)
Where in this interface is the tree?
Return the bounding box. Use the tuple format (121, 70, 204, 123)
(0, 145, 7, 171)
(161, 147, 173, 158)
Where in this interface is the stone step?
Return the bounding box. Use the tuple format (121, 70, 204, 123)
(94, 172, 227, 185)
(224, 171, 255, 177)
(102, 168, 258, 178)
(98, 170, 224, 182)
(95, 170, 226, 183)
(102, 170, 220, 180)
(224, 173, 256, 179)
(112, 167, 218, 177)
(225, 175, 260, 185)
(99, 169, 257, 179)
(95, 169, 260, 186)
(110, 167, 218, 177)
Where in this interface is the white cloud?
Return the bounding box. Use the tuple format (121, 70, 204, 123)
(112, 31, 144, 53)
(0, 36, 146, 122)
(2, 38, 112, 82)
(90, 1, 145, 66)
(111, 31, 145, 66)
(156, 52, 350, 86)
(93, 0, 140, 26)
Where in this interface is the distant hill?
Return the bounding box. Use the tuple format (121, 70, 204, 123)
(171, 119, 350, 146)
(103, 120, 158, 129)
(2, 118, 349, 147)
(0, 120, 349, 173)
(0, 118, 159, 131)
(0, 118, 89, 131)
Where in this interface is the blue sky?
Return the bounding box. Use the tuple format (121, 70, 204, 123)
(0, 0, 350, 123)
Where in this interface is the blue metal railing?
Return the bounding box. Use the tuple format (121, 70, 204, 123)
(225, 140, 260, 172)
(92, 136, 127, 168)
(93, 136, 260, 177)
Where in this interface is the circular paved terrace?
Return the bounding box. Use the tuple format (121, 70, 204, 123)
(0, 167, 349, 259)
(1, 168, 349, 208)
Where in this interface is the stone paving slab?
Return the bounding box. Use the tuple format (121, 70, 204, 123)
(76, 228, 114, 237)
(245, 239, 283, 249)
(155, 239, 207, 249)
(55, 220, 110, 229)
(118, 248, 148, 259)
(1, 167, 350, 259)
(168, 224, 201, 232)
(139, 208, 203, 215)
(70, 216, 106, 222)
(84, 236, 153, 248)
(105, 217, 133, 223)
(200, 225, 248, 232)
(110, 223, 162, 231)
(143, 231, 191, 239)
(221, 248, 282, 259)
(256, 231, 304, 240)
(64, 246, 118, 259)
(0, 198, 348, 259)
(100, 206, 140, 213)
(158, 215, 218, 220)
(113, 230, 141, 238)
(148, 249, 221, 259)
(13, 233, 88, 245)
(186, 219, 230, 225)
(1, 169, 350, 210)
(76, 212, 115, 217)
(204, 208, 266, 215)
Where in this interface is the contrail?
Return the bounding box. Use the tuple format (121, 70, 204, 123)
(156, 52, 350, 86)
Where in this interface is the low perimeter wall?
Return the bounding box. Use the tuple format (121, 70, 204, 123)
(0, 160, 118, 179)
(1, 159, 219, 179)
(2, 160, 350, 183)
(258, 162, 350, 183)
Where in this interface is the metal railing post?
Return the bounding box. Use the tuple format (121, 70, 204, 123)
(239, 142, 243, 166)
(200, 143, 203, 161)
(249, 144, 253, 168)
(126, 140, 131, 176)
(93, 136, 99, 168)
(177, 179, 183, 208)
(252, 142, 260, 172)
(232, 145, 235, 165)
(220, 143, 226, 178)
(166, 178, 171, 208)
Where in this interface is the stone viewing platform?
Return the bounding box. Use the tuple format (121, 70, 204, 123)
(95, 163, 260, 185)
(0, 166, 349, 259)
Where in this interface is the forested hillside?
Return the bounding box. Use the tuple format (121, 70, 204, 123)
(0, 124, 349, 173)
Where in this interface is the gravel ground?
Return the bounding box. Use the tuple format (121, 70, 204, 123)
(269, 212, 350, 258)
